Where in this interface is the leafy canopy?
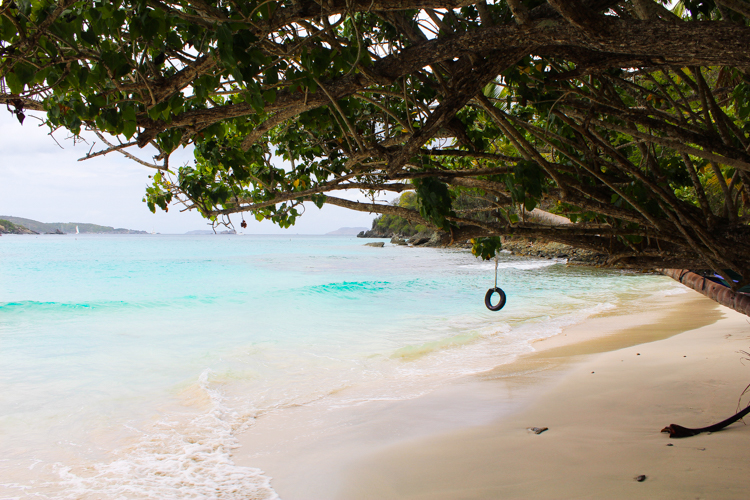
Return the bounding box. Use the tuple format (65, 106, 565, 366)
(2, 0, 750, 286)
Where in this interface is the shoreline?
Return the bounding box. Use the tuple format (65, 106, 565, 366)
(335, 289, 750, 499)
(232, 287, 740, 499)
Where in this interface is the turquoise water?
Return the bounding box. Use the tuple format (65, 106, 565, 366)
(0, 234, 681, 498)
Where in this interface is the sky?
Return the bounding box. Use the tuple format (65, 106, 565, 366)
(0, 111, 379, 234)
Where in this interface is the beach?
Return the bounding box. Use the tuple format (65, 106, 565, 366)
(233, 288, 750, 499)
(2, 235, 746, 499)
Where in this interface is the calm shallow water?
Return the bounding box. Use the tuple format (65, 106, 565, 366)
(0, 234, 681, 498)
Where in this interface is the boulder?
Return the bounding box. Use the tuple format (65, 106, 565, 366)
(364, 242, 385, 247)
(407, 233, 431, 246)
(424, 231, 445, 247)
(390, 236, 407, 245)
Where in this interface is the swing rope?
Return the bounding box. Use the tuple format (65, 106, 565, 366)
(485, 252, 506, 311)
(494, 253, 499, 288)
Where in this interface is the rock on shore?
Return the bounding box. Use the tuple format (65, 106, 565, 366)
(358, 226, 606, 265)
(357, 226, 394, 238)
(358, 228, 445, 248)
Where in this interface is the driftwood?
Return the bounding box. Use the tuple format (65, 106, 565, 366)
(661, 405, 750, 438)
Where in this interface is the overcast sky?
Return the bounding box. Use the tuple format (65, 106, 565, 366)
(0, 111, 379, 234)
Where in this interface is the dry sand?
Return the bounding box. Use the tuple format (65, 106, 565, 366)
(337, 289, 750, 500)
(235, 289, 750, 499)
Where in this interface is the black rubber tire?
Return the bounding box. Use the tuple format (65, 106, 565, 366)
(485, 287, 507, 311)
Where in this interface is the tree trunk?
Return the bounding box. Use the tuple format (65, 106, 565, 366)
(661, 269, 750, 317)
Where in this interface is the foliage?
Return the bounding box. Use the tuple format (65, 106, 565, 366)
(0, 218, 25, 233)
(372, 189, 496, 237)
(2, 0, 750, 285)
(412, 177, 455, 232)
(471, 236, 502, 260)
(372, 192, 423, 236)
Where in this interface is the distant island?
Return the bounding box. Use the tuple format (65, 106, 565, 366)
(325, 227, 369, 236)
(0, 216, 147, 234)
(185, 229, 237, 235)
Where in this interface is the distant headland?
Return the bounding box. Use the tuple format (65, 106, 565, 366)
(0, 216, 147, 235)
(325, 227, 368, 236)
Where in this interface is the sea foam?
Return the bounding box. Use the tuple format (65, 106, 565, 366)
(55, 370, 277, 500)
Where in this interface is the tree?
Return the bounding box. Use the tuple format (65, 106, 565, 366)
(2, 0, 750, 290)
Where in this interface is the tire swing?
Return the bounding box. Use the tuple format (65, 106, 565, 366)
(485, 254, 506, 311)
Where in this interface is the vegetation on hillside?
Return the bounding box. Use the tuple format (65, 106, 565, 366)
(370, 189, 513, 238)
(0, 218, 35, 234)
(370, 193, 425, 237)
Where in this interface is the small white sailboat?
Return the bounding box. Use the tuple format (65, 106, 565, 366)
(75, 226, 79, 234)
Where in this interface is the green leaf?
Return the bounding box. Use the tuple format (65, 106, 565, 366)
(216, 23, 235, 64)
(262, 89, 276, 104)
(313, 194, 326, 209)
(80, 28, 98, 45)
(14, 62, 36, 86)
(122, 105, 137, 138)
(5, 72, 23, 94)
(141, 14, 161, 41)
(264, 68, 279, 85)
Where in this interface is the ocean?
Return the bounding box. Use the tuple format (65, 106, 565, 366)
(0, 234, 683, 498)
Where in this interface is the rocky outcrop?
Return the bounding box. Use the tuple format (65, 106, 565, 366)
(407, 232, 431, 246)
(501, 237, 607, 265)
(362, 226, 608, 263)
(357, 225, 396, 238)
(426, 232, 446, 247)
(358, 226, 446, 247)
(364, 242, 385, 247)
